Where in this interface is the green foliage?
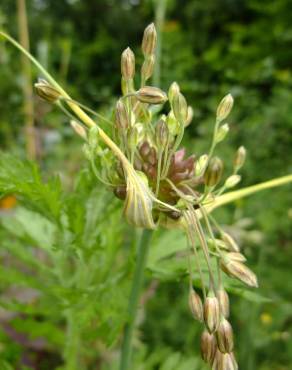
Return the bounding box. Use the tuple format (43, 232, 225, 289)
(0, 153, 134, 368)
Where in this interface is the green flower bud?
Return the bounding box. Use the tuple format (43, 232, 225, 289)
(70, 120, 87, 140)
(204, 291, 220, 333)
(172, 91, 188, 123)
(121, 47, 135, 80)
(141, 55, 155, 81)
(188, 288, 204, 322)
(233, 146, 246, 170)
(204, 157, 223, 187)
(168, 81, 180, 103)
(142, 23, 157, 56)
(215, 123, 229, 143)
(200, 330, 217, 365)
(224, 174, 241, 188)
(136, 86, 168, 105)
(88, 126, 99, 150)
(221, 257, 258, 288)
(34, 79, 61, 103)
(185, 106, 194, 127)
(195, 154, 209, 177)
(216, 93, 234, 122)
(155, 119, 169, 148)
(217, 288, 230, 318)
(216, 318, 234, 353)
(115, 99, 130, 130)
(221, 232, 240, 252)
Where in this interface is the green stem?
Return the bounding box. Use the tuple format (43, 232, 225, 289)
(64, 309, 80, 370)
(119, 229, 153, 370)
(209, 174, 292, 212)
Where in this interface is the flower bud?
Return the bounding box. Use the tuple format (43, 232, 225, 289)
(217, 288, 230, 318)
(115, 99, 130, 130)
(155, 119, 169, 148)
(70, 120, 87, 140)
(216, 93, 234, 122)
(221, 257, 258, 288)
(224, 252, 246, 263)
(216, 317, 234, 353)
(213, 350, 238, 370)
(221, 233, 240, 252)
(215, 123, 229, 143)
(34, 79, 61, 103)
(200, 330, 217, 364)
(141, 55, 155, 81)
(136, 86, 167, 105)
(172, 91, 188, 123)
(168, 82, 180, 103)
(233, 146, 246, 170)
(224, 174, 241, 189)
(195, 154, 209, 177)
(142, 23, 157, 56)
(188, 289, 203, 322)
(204, 157, 223, 187)
(185, 106, 194, 127)
(121, 47, 135, 80)
(204, 291, 220, 333)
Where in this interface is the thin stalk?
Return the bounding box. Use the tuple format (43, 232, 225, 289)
(64, 309, 80, 370)
(153, 0, 168, 86)
(17, 0, 36, 159)
(119, 229, 153, 370)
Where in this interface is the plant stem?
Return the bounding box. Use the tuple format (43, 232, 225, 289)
(64, 309, 80, 370)
(153, 0, 168, 87)
(119, 229, 153, 370)
(17, 0, 36, 160)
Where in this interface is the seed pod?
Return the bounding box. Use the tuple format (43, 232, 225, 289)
(233, 146, 246, 170)
(215, 123, 229, 143)
(221, 233, 240, 252)
(204, 291, 220, 333)
(213, 350, 238, 370)
(188, 289, 203, 321)
(155, 119, 169, 148)
(195, 154, 209, 177)
(200, 330, 217, 364)
(221, 257, 258, 288)
(70, 120, 87, 140)
(121, 47, 135, 80)
(185, 106, 194, 127)
(136, 86, 168, 105)
(204, 157, 223, 187)
(172, 91, 188, 123)
(224, 174, 241, 189)
(217, 288, 230, 318)
(115, 99, 130, 130)
(216, 93, 234, 122)
(142, 23, 157, 56)
(141, 55, 155, 81)
(216, 317, 234, 353)
(34, 79, 61, 103)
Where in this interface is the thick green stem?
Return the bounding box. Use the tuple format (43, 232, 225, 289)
(119, 229, 153, 370)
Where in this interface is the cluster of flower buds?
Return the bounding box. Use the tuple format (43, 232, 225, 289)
(33, 22, 258, 370)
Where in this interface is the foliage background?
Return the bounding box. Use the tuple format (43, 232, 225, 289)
(0, 0, 291, 369)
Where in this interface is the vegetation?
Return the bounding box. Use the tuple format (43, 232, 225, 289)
(0, 1, 291, 369)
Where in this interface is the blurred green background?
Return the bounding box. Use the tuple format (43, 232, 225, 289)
(0, 0, 291, 369)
